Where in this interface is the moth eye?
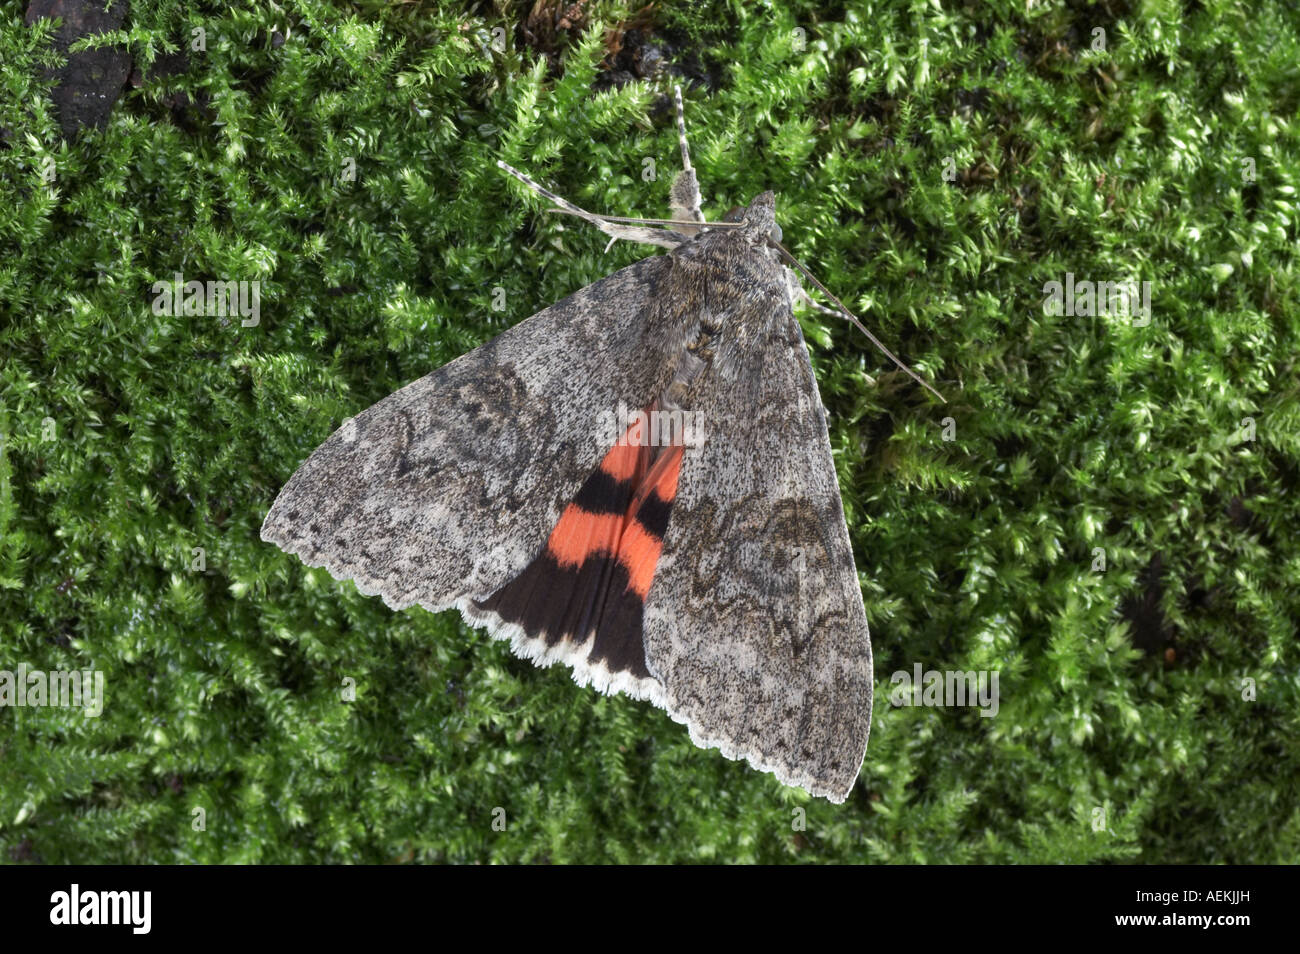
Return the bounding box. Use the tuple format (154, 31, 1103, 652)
(768, 223, 783, 244)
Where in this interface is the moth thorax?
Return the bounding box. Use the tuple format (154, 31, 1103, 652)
(686, 322, 720, 364)
(663, 349, 708, 409)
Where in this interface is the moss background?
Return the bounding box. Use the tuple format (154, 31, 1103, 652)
(1, 0, 1297, 864)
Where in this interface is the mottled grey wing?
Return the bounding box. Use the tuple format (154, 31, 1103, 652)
(643, 306, 873, 803)
(261, 255, 682, 612)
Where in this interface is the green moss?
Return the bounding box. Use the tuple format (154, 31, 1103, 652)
(0, 0, 1296, 863)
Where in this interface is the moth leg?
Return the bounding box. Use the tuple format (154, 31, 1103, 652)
(669, 85, 705, 233)
(780, 263, 823, 316)
(792, 280, 843, 320)
(497, 160, 687, 250)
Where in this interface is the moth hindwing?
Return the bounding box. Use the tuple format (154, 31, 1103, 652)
(263, 93, 872, 803)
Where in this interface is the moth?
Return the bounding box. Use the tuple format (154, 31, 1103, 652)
(262, 88, 941, 802)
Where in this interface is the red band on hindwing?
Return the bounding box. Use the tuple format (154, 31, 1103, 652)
(473, 402, 686, 680)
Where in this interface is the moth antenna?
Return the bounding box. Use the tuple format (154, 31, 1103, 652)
(669, 86, 706, 228)
(777, 242, 947, 403)
(674, 85, 694, 173)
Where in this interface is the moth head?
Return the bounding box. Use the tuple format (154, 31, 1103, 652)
(738, 191, 782, 245)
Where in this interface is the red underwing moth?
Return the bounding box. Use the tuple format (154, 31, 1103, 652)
(262, 88, 941, 802)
